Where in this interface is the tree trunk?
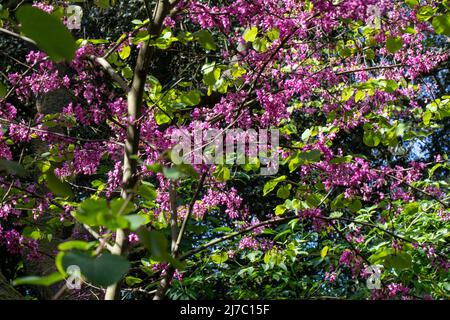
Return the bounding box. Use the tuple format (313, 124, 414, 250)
(104, 0, 180, 300)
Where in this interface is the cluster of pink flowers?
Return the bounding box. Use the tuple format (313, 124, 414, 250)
(370, 283, 411, 300)
(387, 283, 410, 298)
(324, 271, 337, 283)
(437, 210, 450, 222)
(192, 186, 243, 220)
(128, 233, 139, 244)
(238, 236, 259, 250)
(346, 229, 365, 245)
(298, 208, 326, 232)
(32, 1, 54, 13)
(0, 227, 38, 260)
(152, 262, 182, 283)
(73, 143, 104, 176)
(8, 52, 66, 100)
(338, 250, 364, 277)
(105, 161, 123, 198)
(0, 203, 21, 219)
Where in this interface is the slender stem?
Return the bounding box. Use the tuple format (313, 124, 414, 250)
(169, 182, 179, 253)
(104, 0, 181, 300)
(88, 55, 129, 92)
(153, 172, 207, 300)
(384, 173, 448, 208)
(335, 63, 404, 75)
(0, 27, 37, 47)
(0, 117, 124, 146)
(176, 172, 207, 249)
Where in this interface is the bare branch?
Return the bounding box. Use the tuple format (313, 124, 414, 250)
(88, 55, 129, 93)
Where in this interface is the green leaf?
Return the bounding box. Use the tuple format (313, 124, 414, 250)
(118, 45, 131, 60)
(94, 0, 111, 9)
(369, 250, 390, 264)
(383, 252, 413, 271)
(402, 26, 417, 34)
(195, 30, 217, 51)
(146, 163, 163, 173)
(154, 111, 171, 125)
(137, 229, 168, 261)
(382, 79, 399, 93)
(212, 226, 232, 233)
(348, 199, 362, 213)
(301, 128, 312, 142)
(125, 276, 142, 286)
(301, 149, 322, 162)
(386, 36, 403, 54)
(330, 155, 353, 164)
(0, 6, 10, 19)
(13, 272, 64, 286)
(423, 109, 432, 126)
(341, 47, 353, 59)
(365, 48, 375, 60)
(180, 90, 201, 107)
(289, 149, 322, 172)
(0, 159, 26, 176)
(124, 214, 148, 231)
(243, 26, 258, 42)
(355, 90, 365, 103)
(275, 204, 287, 216)
(212, 78, 228, 94)
(403, 202, 419, 215)
(331, 193, 345, 210)
(432, 15, 450, 36)
(277, 184, 291, 199)
(0, 81, 7, 98)
(405, 0, 419, 8)
(215, 165, 231, 182)
(203, 67, 221, 86)
(162, 166, 182, 180)
(163, 164, 199, 181)
(22, 227, 42, 240)
(416, 5, 436, 22)
(16, 5, 77, 62)
(74, 198, 132, 230)
(341, 87, 354, 101)
(428, 163, 442, 177)
(263, 175, 286, 196)
(306, 193, 322, 208)
(329, 211, 343, 218)
(121, 66, 133, 79)
(58, 240, 93, 251)
(211, 251, 228, 264)
(320, 246, 329, 259)
(61, 252, 130, 287)
(266, 28, 280, 41)
(252, 37, 268, 52)
(363, 129, 381, 147)
(45, 170, 74, 198)
(138, 182, 157, 201)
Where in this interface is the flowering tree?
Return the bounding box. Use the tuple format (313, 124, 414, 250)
(0, 0, 449, 300)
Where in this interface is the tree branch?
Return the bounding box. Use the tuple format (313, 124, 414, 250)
(87, 55, 129, 93)
(0, 27, 37, 47)
(104, 0, 182, 300)
(153, 172, 207, 300)
(335, 64, 404, 75)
